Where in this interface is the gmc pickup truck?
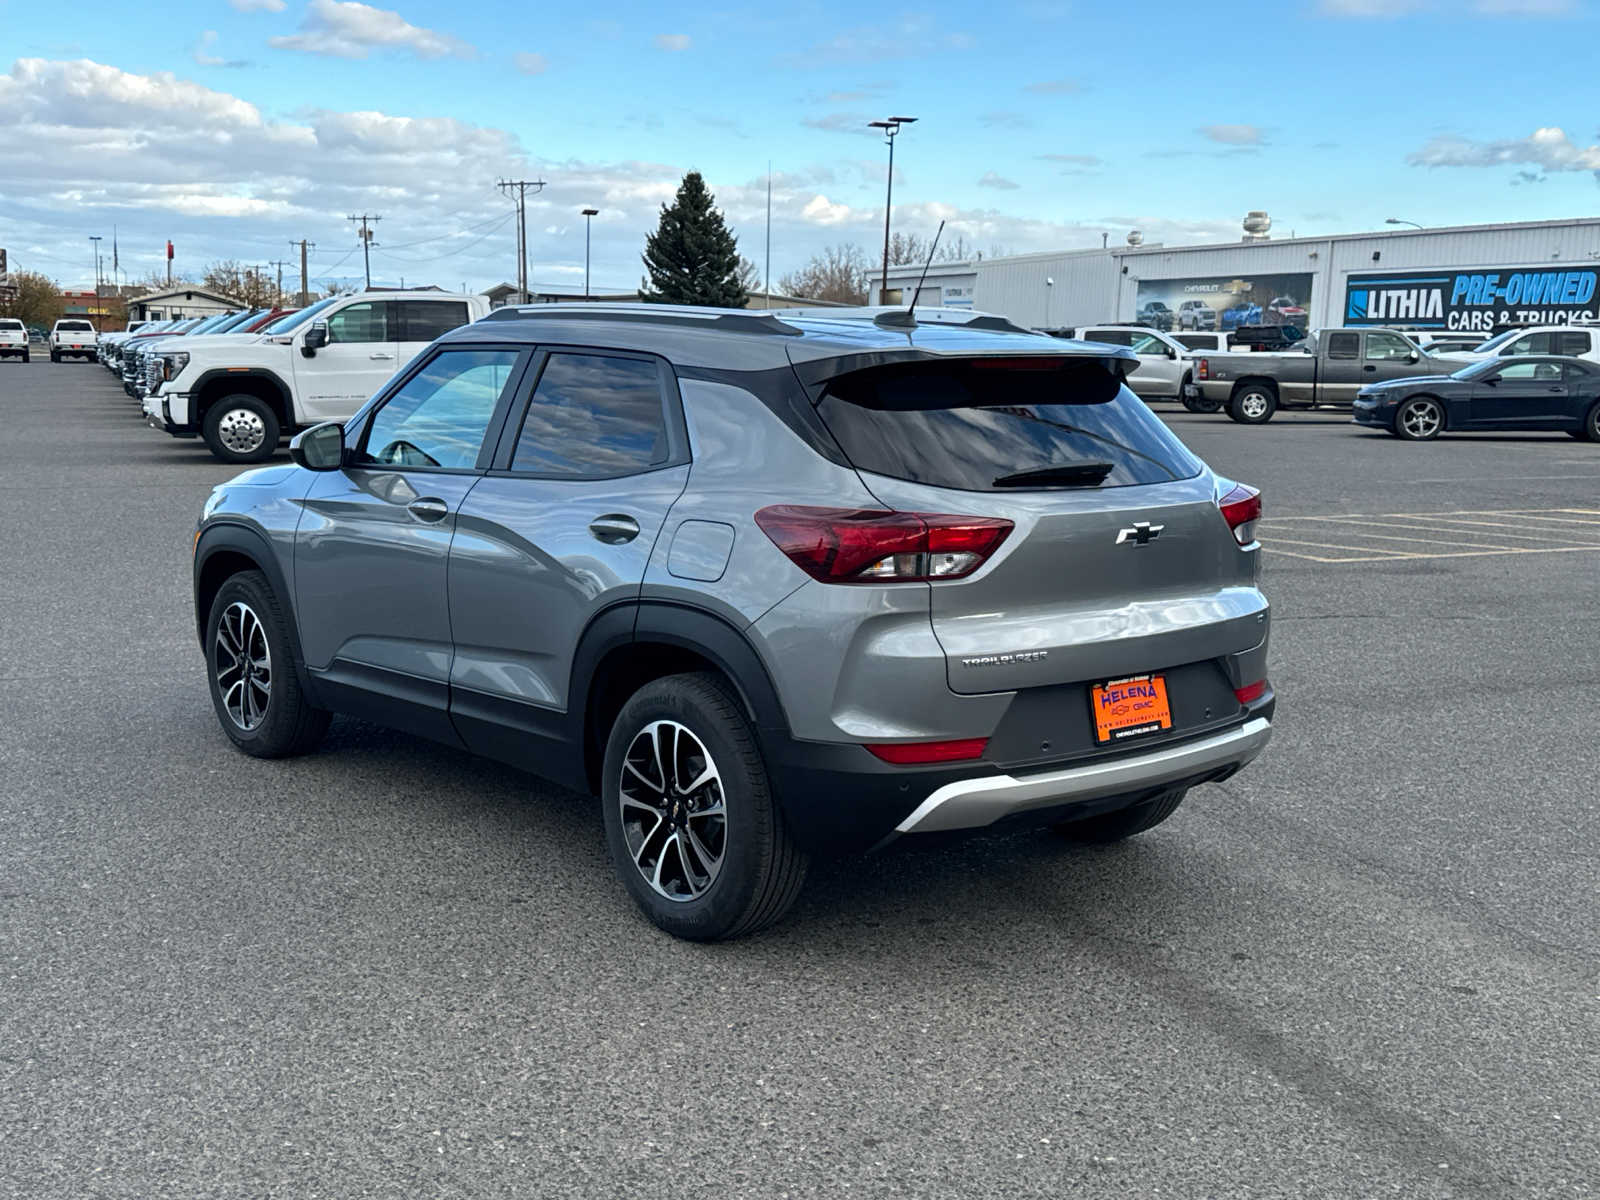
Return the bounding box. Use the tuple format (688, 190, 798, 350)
(1190, 327, 1470, 424)
(144, 289, 490, 462)
(49, 319, 99, 362)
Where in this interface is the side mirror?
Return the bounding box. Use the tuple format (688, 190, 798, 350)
(301, 320, 329, 356)
(1482, 375, 1499, 387)
(1407, 350, 1419, 363)
(290, 421, 344, 471)
(1166, 347, 1178, 359)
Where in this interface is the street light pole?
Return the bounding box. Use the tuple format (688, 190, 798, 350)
(581, 208, 598, 297)
(869, 116, 917, 303)
(1385, 218, 1423, 230)
(88, 236, 103, 331)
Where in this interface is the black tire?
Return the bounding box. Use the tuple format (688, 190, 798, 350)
(1581, 402, 1600, 443)
(203, 394, 281, 464)
(20, 352, 28, 363)
(49, 350, 60, 363)
(204, 569, 329, 759)
(1049, 787, 1188, 844)
(601, 672, 808, 940)
(1228, 385, 1277, 424)
(1393, 396, 1444, 441)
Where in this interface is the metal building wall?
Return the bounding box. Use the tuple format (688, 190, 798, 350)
(972, 249, 1117, 329)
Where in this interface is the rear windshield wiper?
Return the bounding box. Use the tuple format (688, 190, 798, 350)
(992, 462, 1115, 489)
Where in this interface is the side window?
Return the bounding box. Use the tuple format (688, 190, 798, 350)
(325, 301, 390, 344)
(1127, 334, 1166, 355)
(1563, 361, 1593, 381)
(1555, 331, 1590, 357)
(1495, 362, 1560, 382)
(1084, 329, 1133, 346)
(1506, 332, 1550, 356)
(510, 353, 671, 478)
(1364, 332, 1412, 361)
(398, 301, 470, 344)
(1326, 332, 1359, 359)
(356, 349, 521, 470)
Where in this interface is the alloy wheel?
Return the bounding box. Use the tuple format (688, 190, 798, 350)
(1400, 399, 1442, 439)
(214, 601, 272, 731)
(1240, 392, 1269, 420)
(217, 407, 267, 455)
(618, 720, 727, 902)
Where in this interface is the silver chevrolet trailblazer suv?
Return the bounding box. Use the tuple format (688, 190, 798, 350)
(193, 305, 1273, 939)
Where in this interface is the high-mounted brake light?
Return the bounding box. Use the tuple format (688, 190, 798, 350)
(865, 738, 989, 764)
(755, 506, 1012, 584)
(1217, 483, 1261, 546)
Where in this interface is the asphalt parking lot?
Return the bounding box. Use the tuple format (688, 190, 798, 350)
(3, 359, 1597, 1199)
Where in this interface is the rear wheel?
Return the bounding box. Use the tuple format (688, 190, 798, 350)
(203, 394, 280, 464)
(1394, 396, 1444, 440)
(1228, 385, 1277, 424)
(49, 350, 60, 363)
(1581, 402, 1600, 443)
(1049, 787, 1188, 844)
(601, 672, 808, 940)
(205, 570, 329, 758)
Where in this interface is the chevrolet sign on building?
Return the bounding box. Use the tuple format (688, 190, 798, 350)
(1344, 266, 1600, 333)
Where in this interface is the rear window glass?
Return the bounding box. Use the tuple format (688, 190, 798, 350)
(817, 359, 1203, 492)
(0, 320, 23, 330)
(57, 321, 95, 331)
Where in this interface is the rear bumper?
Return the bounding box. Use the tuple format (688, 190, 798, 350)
(893, 715, 1271, 835)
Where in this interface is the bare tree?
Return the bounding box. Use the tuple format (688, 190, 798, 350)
(736, 256, 763, 299)
(779, 244, 870, 304)
(201, 260, 278, 307)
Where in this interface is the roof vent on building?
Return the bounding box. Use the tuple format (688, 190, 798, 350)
(1242, 211, 1271, 242)
(1126, 230, 1144, 247)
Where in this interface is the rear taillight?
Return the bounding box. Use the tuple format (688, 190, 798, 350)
(865, 737, 989, 764)
(1218, 483, 1261, 546)
(1234, 679, 1268, 704)
(755, 506, 1012, 584)
(1197, 358, 1210, 380)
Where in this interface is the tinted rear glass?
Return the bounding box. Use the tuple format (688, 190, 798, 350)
(57, 321, 94, 331)
(818, 359, 1203, 492)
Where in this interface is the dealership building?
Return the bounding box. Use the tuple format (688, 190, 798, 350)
(872, 216, 1600, 336)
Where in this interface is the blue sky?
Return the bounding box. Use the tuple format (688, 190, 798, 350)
(3, 0, 1598, 293)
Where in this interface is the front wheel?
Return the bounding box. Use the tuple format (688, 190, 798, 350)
(205, 570, 329, 758)
(1049, 787, 1188, 843)
(1580, 402, 1600, 443)
(203, 395, 281, 464)
(49, 350, 60, 363)
(1394, 396, 1444, 441)
(1228, 386, 1277, 424)
(602, 672, 808, 940)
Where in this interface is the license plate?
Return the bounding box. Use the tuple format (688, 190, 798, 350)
(1090, 674, 1172, 744)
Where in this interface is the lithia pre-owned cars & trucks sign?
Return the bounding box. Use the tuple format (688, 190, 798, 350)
(1345, 265, 1599, 332)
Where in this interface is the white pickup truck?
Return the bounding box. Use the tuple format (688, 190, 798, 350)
(0, 317, 28, 362)
(144, 290, 490, 463)
(50, 318, 99, 362)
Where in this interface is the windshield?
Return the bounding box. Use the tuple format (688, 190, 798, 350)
(1471, 328, 1524, 353)
(186, 313, 236, 335)
(262, 294, 342, 334)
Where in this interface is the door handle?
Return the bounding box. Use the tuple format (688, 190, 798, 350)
(1362, 364, 1378, 372)
(407, 497, 450, 523)
(369, 352, 395, 360)
(589, 514, 640, 545)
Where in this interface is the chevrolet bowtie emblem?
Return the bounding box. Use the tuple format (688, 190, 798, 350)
(1116, 521, 1164, 546)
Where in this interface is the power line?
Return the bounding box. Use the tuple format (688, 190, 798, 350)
(380, 210, 517, 251)
(497, 178, 546, 302)
(373, 212, 516, 265)
(347, 214, 380, 288)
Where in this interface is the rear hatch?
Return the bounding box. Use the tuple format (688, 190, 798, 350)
(812, 353, 1266, 697)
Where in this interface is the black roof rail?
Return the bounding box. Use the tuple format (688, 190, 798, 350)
(480, 304, 803, 337)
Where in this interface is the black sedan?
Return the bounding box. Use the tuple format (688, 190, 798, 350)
(1353, 355, 1600, 441)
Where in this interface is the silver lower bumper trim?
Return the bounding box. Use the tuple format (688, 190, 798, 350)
(895, 717, 1272, 835)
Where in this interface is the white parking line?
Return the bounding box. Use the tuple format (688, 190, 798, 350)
(1260, 507, 1600, 565)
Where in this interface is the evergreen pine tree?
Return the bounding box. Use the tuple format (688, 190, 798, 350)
(640, 171, 749, 307)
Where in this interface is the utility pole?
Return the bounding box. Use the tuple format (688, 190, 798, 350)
(348, 215, 380, 289)
(291, 240, 315, 307)
(497, 178, 547, 302)
(581, 208, 598, 297)
(764, 162, 772, 309)
(268, 259, 290, 305)
(88, 236, 103, 331)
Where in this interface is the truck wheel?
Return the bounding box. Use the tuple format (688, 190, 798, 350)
(602, 671, 809, 940)
(1050, 787, 1188, 843)
(1394, 397, 1443, 441)
(1228, 385, 1277, 424)
(203, 395, 281, 464)
(49, 350, 60, 363)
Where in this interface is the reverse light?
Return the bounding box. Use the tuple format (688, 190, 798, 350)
(865, 737, 989, 765)
(1197, 358, 1210, 380)
(1234, 679, 1269, 704)
(1217, 483, 1262, 546)
(755, 506, 1012, 584)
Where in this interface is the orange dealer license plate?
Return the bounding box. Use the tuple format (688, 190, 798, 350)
(1090, 674, 1172, 744)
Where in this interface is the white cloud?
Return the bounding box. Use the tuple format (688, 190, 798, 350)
(1317, 0, 1429, 13)
(229, 0, 286, 10)
(269, 0, 474, 60)
(653, 33, 691, 51)
(514, 51, 548, 75)
(1472, 0, 1577, 12)
(977, 172, 1018, 190)
(1199, 123, 1264, 145)
(1408, 126, 1600, 171)
(194, 30, 224, 66)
